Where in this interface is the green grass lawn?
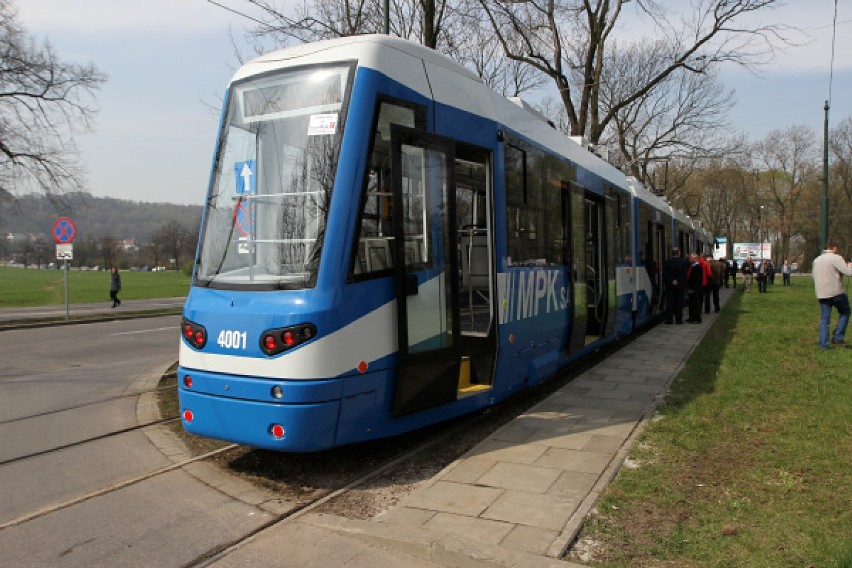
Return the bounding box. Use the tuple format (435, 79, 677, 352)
(575, 280, 852, 567)
(0, 266, 191, 307)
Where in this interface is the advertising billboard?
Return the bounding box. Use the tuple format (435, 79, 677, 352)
(733, 242, 772, 261)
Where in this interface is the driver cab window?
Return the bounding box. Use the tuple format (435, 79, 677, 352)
(351, 99, 426, 279)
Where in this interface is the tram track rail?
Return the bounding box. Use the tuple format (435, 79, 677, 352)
(0, 381, 176, 427)
(0, 444, 239, 532)
(179, 398, 495, 568)
(0, 414, 181, 467)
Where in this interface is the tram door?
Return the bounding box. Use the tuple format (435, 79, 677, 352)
(654, 223, 666, 312)
(390, 126, 461, 416)
(584, 195, 608, 338)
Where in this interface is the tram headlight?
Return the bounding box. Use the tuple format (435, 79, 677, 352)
(181, 318, 207, 350)
(259, 323, 317, 356)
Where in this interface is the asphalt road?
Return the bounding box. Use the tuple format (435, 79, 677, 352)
(0, 316, 273, 567)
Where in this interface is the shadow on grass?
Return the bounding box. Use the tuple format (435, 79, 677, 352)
(660, 290, 745, 414)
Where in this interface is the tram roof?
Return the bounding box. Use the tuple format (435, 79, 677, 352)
(232, 35, 698, 227)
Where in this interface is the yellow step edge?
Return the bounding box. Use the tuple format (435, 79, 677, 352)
(458, 384, 491, 395)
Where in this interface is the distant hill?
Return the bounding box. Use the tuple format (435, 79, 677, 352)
(1, 193, 203, 243)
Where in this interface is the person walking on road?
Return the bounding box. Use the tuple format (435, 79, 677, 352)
(812, 242, 852, 349)
(110, 266, 122, 308)
(662, 248, 690, 324)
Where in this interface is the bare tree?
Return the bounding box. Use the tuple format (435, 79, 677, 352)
(225, 0, 545, 97)
(830, 116, 852, 205)
(0, 0, 106, 203)
(601, 40, 736, 180)
(153, 220, 193, 271)
(750, 126, 819, 262)
(234, 0, 450, 49)
(477, 0, 795, 148)
(444, 0, 546, 96)
(101, 236, 118, 269)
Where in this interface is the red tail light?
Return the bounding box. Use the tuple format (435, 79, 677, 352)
(181, 318, 207, 350)
(259, 323, 317, 356)
(270, 424, 285, 439)
(282, 331, 295, 346)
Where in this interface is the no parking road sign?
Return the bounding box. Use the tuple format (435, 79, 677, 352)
(51, 217, 76, 321)
(52, 217, 77, 244)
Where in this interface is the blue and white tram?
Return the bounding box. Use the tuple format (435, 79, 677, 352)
(178, 35, 700, 452)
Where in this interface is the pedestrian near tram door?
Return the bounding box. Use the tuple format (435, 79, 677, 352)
(812, 242, 852, 349)
(110, 266, 122, 308)
(685, 252, 704, 323)
(662, 247, 689, 324)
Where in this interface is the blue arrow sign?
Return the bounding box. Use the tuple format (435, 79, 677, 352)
(235, 160, 256, 195)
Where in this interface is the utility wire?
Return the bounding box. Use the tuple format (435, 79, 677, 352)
(205, 0, 277, 30)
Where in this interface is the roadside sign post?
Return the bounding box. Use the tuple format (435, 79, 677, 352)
(52, 217, 77, 321)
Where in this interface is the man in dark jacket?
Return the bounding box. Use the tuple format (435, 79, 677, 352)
(662, 248, 690, 324)
(686, 252, 704, 323)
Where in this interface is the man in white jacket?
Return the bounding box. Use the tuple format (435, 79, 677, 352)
(812, 242, 852, 349)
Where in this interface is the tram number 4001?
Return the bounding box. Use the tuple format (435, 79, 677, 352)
(217, 329, 248, 350)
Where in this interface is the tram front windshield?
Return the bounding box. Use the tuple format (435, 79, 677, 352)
(195, 63, 352, 290)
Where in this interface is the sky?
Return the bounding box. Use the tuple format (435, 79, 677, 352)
(12, 0, 852, 206)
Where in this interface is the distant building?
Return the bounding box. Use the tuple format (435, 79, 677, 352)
(119, 238, 139, 252)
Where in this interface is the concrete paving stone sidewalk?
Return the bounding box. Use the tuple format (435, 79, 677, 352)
(215, 289, 733, 568)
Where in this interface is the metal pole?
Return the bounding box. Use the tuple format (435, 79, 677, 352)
(383, 0, 389, 34)
(821, 100, 830, 251)
(64, 258, 69, 321)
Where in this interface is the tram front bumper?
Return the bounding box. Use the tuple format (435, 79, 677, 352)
(177, 372, 342, 452)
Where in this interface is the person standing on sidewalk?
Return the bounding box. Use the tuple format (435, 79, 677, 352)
(812, 242, 852, 349)
(662, 248, 689, 324)
(110, 266, 122, 308)
(706, 254, 724, 312)
(685, 253, 704, 323)
(698, 254, 712, 314)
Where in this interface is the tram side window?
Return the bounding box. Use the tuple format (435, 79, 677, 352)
(505, 144, 572, 267)
(350, 100, 426, 279)
(542, 155, 571, 264)
(504, 145, 541, 266)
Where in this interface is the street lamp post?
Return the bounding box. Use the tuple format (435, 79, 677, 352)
(821, 100, 830, 251)
(383, 0, 390, 34)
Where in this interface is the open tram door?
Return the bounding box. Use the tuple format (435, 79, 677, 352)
(389, 126, 461, 416)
